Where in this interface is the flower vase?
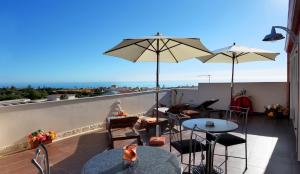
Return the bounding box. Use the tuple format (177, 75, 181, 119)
(122, 144, 138, 168)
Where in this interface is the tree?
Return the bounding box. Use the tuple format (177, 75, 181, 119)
(60, 94, 68, 100)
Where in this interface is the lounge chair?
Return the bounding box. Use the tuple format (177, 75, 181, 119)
(168, 99, 220, 118)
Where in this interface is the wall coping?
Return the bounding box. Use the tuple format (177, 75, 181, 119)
(0, 89, 170, 113)
(198, 82, 288, 85)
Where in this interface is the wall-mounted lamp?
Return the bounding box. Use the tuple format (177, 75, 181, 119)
(263, 26, 298, 44)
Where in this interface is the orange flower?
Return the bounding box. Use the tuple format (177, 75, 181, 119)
(123, 144, 137, 162)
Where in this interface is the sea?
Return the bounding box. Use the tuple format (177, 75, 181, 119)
(0, 80, 201, 89)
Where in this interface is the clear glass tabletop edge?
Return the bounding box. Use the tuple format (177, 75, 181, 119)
(182, 118, 239, 133)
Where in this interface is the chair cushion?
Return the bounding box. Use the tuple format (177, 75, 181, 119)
(194, 99, 219, 110)
(170, 139, 207, 154)
(110, 127, 139, 139)
(168, 104, 190, 114)
(108, 116, 139, 129)
(181, 109, 201, 116)
(217, 133, 246, 147)
(149, 136, 166, 146)
(143, 117, 157, 123)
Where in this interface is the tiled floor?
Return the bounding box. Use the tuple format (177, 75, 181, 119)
(0, 115, 299, 174)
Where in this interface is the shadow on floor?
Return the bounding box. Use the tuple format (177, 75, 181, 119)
(50, 129, 149, 174)
(225, 115, 300, 174)
(50, 131, 109, 174)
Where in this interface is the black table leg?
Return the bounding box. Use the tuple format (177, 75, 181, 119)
(206, 132, 213, 174)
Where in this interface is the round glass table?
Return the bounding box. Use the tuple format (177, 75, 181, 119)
(182, 118, 238, 133)
(182, 118, 238, 174)
(81, 146, 181, 174)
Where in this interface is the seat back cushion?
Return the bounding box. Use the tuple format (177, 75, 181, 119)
(195, 99, 219, 110)
(108, 116, 139, 129)
(168, 104, 190, 114)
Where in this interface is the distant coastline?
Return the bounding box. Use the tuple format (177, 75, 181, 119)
(0, 80, 200, 89)
(0, 80, 200, 104)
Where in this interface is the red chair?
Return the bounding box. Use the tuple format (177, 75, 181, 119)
(231, 96, 253, 113)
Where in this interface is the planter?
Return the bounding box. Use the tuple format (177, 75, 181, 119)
(265, 111, 289, 119)
(265, 104, 289, 119)
(30, 139, 52, 149)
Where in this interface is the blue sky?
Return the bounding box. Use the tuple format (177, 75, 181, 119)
(0, 0, 288, 85)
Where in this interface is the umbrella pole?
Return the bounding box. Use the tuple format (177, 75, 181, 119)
(230, 56, 235, 105)
(155, 43, 160, 137)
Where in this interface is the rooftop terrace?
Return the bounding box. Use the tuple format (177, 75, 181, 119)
(0, 115, 299, 174)
(0, 82, 298, 174)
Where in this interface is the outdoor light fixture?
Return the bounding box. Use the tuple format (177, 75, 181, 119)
(263, 26, 298, 44)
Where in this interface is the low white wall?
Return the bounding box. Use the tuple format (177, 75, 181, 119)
(0, 90, 170, 155)
(0, 83, 288, 156)
(174, 82, 288, 112)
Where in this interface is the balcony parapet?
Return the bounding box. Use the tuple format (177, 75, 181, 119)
(0, 90, 170, 156)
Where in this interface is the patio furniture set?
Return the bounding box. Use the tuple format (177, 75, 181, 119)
(31, 103, 249, 174)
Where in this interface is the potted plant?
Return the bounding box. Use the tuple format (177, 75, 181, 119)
(264, 104, 289, 119)
(28, 129, 57, 149)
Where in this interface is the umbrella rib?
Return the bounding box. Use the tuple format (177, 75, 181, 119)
(235, 52, 247, 57)
(202, 52, 232, 63)
(134, 43, 156, 53)
(234, 52, 276, 62)
(254, 53, 276, 61)
(160, 39, 179, 63)
(159, 39, 170, 51)
(133, 40, 156, 62)
(169, 39, 212, 54)
(104, 39, 147, 54)
(146, 39, 157, 51)
(234, 52, 247, 64)
(220, 52, 234, 58)
(160, 43, 181, 52)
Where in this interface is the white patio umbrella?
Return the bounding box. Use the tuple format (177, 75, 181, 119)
(197, 43, 279, 101)
(104, 32, 211, 136)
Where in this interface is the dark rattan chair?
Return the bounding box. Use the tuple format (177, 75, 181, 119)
(107, 116, 143, 148)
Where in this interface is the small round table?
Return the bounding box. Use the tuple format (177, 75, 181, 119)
(81, 146, 181, 174)
(182, 118, 238, 174)
(182, 118, 238, 133)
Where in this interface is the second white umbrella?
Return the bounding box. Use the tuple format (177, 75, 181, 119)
(197, 43, 279, 101)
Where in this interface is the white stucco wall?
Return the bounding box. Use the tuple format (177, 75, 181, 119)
(0, 90, 170, 153)
(0, 83, 288, 155)
(174, 82, 288, 112)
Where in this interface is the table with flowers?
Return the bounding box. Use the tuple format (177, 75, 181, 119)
(81, 146, 181, 174)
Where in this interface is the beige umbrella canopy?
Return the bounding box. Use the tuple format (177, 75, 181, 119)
(105, 33, 211, 62)
(197, 43, 279, 101)
(104, 32, 211, 136)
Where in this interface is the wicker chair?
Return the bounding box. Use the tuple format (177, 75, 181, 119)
(107, 116, 143, 148)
